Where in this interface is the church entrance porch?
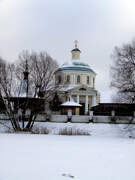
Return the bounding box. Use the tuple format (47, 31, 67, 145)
(70, 94, 97, 115)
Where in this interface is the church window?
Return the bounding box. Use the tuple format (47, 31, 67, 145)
(67, 75, 70, 83)
(77, 75, 80, 83)
(87, 76, 90, 84)
(58, 75, 61, 84)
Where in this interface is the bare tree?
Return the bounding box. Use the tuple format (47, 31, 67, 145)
(0, 51, 58, 132)
(15, 50, 58, 110)
(0, 57, 21, 130)
(110, 39, 135, 103)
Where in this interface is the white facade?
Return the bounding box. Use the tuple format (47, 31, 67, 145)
(55, 41, 100, 115)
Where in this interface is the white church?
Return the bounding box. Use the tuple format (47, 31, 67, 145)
(55, 41, 100, 115)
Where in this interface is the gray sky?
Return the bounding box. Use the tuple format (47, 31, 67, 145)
(0, 0, 135, 102)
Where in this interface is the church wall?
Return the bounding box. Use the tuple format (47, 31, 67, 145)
(88, 96, 92, 105)
(55, 70, 96, 89)
(79, 95, 85, 103)
(96, 94, 100, 104)
(57, 71, 96, 87)
(72, 95, 77, 101)
(61, 96, 66, 103)
(90, 76, 93, 87)
(55, 72, 65, 85)
(71, 73, 75, 84)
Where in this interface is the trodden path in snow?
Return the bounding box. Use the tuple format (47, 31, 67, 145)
(0, 134, 135, 180)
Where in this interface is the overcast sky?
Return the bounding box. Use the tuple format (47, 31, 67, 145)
(0, 0, 135, 102)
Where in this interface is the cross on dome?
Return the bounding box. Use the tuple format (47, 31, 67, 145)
(74, 40, 78, 48)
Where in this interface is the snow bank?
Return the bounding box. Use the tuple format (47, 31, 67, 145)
(0, 133, 135, 180)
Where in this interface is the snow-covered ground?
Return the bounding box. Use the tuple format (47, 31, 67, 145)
(0, 122, 135, 180)
(1, 121, 135, 137)
(33, 122, 135, 138)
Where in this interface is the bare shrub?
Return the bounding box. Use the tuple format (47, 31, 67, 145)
(31, 126, 49, 134)
(58, 127, 90, 136)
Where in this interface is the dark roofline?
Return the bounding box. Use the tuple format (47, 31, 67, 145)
(71, 48, 81, 52)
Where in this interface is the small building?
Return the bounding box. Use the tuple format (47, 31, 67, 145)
(91, 103, 135, 116)
(61, 100, 82, 115)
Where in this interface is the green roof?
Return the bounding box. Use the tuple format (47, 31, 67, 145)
(55, 66, 96, 74)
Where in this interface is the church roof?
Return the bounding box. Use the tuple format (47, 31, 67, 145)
(55, 41, 96, 75)
(61, 101, 82, 107)
(62, 60, 89, 67)
(56, 60, 96, 75)
(59, 84, 97, 93)
(71, 48, 81, 52)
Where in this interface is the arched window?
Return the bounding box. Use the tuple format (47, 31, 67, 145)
(77, 75, 80, 83)
(87, 76, 90, 84)
(67, 75, 70, 83)
(58, 75, 61, 84)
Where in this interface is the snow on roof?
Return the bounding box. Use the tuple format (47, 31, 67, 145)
(59, 84, 93, 92)
(56, 59, 96, 75)
(60, 84, 81, 91)
(61, 101, 82, 107)
(61, 59, 90, 68)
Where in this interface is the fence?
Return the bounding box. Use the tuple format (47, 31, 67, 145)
(1, 113, 135, 124)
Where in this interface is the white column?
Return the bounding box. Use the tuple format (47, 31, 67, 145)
(92, 95, 96, 106)
(89, 110, 93, 121)
(85, 95, 88, 114)
(69, 94, 75, 102)
(77, 94, 79, 103)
